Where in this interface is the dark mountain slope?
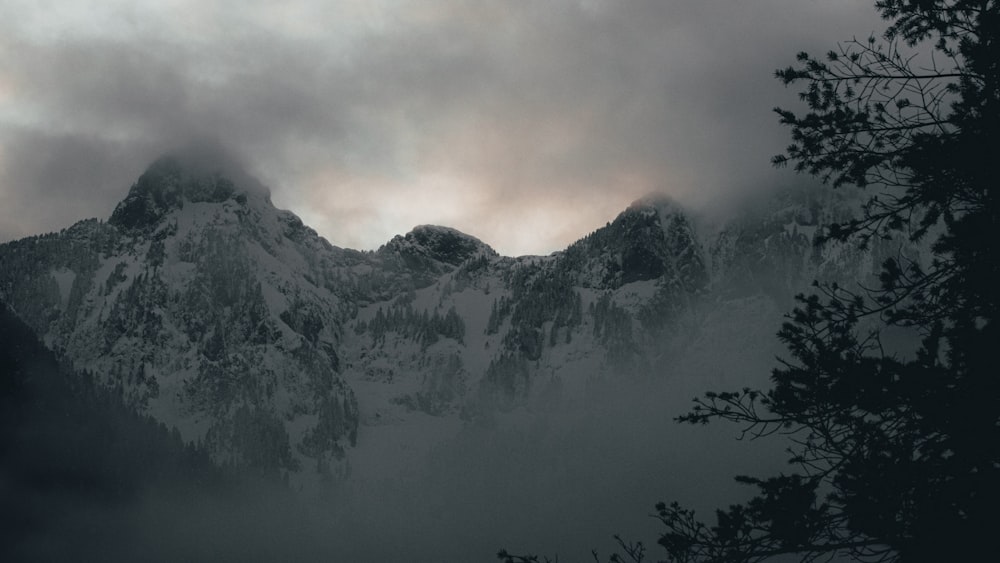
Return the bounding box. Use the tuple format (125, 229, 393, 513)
(0, 300, 226, 560)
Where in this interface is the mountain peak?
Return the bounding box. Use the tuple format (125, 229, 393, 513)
(108, 151, 270, 234)
(381, 224, 496, 268)
(627, 192, 684, 215)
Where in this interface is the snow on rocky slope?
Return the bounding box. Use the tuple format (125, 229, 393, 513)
(0, 155, 905, 487)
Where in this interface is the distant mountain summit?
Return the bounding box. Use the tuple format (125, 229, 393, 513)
(0, 157, 905, 487)
(380, 224, 497, 273)
(109, 156, 262, 233)
(1, 155, 362, 484)
(560, 194, 707, 289)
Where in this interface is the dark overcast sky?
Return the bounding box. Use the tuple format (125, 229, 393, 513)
(0, 0, 882, 256)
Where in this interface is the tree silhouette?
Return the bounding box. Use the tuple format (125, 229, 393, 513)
(657, 1, 998, 561)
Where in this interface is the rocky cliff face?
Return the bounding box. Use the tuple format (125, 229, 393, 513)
(0, 156, 905, 486)
(1, 157, 365, 482)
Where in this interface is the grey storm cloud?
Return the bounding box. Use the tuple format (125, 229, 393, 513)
(0, 0, 881, 255)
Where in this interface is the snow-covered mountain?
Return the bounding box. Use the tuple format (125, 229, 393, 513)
(0, 155, 900, 487)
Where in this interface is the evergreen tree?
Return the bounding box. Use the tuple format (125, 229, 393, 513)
(656, 2, 998, 561)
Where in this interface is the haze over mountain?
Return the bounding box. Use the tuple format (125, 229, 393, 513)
(0, 1, 885, 256)
(0, 154, 914, 560)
